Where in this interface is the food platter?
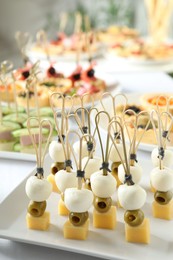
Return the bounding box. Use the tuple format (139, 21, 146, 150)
(105, 53, 173, 66)
(0, 155, 173, 260)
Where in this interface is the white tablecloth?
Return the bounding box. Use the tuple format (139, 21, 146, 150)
(0, 71, 173, 260)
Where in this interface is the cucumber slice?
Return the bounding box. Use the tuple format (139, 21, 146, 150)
(29, 107, 53, 117)
(13, 142, 21, 152)
(0, 121, 21, 132)
(2, 106, 25, 115)
(22, 116, 55, 128)
(12, 127, 49, 138)
(0, 141, 16, 152)
(3, 113, 28, 124)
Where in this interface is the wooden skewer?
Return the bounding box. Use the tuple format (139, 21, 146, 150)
(11, 71, 19, 118)
(0, 98, 2, 125)
(59, 12, 68, 33)
(66, 130, 95, 189)
(36, 30, 50, 61)
(27, 118, 53, 178)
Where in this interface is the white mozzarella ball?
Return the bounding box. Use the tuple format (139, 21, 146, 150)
(55, 170, 77, 193)
(90, 170, 117, 198)
(118, 163, 142, 184)
(150, 167, 173, 192)
(64, 188, 93, 213)
(49, 140, 65, 162)
(118, 184, 146, 210)
(82, 156, 102, 179)
(109, 143, 129, 163)
(25, 176, 52, 202)
(151, 148, 173, 167)
(73, 140, 88, 159)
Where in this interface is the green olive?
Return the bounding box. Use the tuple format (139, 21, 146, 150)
(69, 211, 89, 226)
(94, 196, 112, 213)
(61, 192, 64, 201)
(51, 162, 64, 175)
(154, 190, 173, 205)
(28, 200, 47, 217)
(111, 161, 121, 172)
(84, 179, 91, 190)
(124, 209, 144, 227)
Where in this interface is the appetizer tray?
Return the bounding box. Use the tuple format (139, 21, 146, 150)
(0, 151, 36, 161)
(0, 155, 173, 260)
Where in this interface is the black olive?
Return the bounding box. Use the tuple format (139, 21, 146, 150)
(48, 66, 56, 75)
(87, 69, 95, 78)
(73, 73, 81, 81)
(22, 70, 30, 79)
(125, 105, 142, 115)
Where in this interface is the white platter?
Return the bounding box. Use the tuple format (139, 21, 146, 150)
(0, 155, 173, 260)
(27, 44, 104, 63)
(105, 53, 173, 66)
(0, 151, 36, 161)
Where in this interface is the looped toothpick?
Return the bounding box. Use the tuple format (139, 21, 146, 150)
(15, 31, 32, 64)
(101, 93, 128, 142)
(74, 106, 99, 157)
(50, 92, 74, 137)
(66, 130, 96, 189)
(0, 60, 13, 109)
(95, 111, 112, 176)
(123, 109, 151, 166)
(27, 117, 53, 178)
(108, 119, 134, 185)
(36, 30, 50, 61)
(59, 12, 68, 33)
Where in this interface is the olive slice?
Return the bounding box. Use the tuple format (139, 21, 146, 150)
(111, 161, 121, 172)
(94, 196, 112, 213)
(61, 192, 64, 201)
(124, 209, 144, 227)
(84, 179, 91, 190)
(154, 190, 173, 205)
(69, 211, 89, 226)
(51, 162, 64, 175)
(28, 200, 47, 217)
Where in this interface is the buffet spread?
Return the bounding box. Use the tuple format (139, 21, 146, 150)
(1, 2, 173, 259)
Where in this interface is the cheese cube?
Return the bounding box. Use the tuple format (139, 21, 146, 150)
(63, 219, 89, 240)
(47, 174, 60, 193)
(58, 198, 69, 216)
(125, 218, 150, 244)
(93, 206, 117, 230)
(26, 212, 50, 230)
(152, 200, 173, 220)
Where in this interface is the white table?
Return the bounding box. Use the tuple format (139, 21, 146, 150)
(0, 72, 173, 260)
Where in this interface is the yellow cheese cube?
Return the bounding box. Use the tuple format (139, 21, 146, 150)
(58, 198, 69, 216)
(93, 206, 117, 230)
(47, 174, 60, 193)
(125, 218, 150, 244)
(63, 219, 89, 240)
(152, 200, 173, 220)
(26, 212, 50, 231)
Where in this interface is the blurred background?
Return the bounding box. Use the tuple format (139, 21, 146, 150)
(0, 0, 155, 66)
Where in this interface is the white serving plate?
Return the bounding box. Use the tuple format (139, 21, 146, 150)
(0, 155, 173, 260)
(0, 151, 36, 161)
(27, 43, 105, 63)
(105, 53, 173, 66)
